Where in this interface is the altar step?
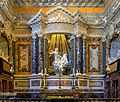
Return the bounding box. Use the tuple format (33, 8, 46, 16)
(0, 98, 120, 102)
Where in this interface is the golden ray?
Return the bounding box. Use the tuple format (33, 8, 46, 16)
(49, 34, 69, 54)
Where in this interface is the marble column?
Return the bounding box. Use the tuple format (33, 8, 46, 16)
(82, 36, 86, 74)
(32, 35, 37, 74)
(44, 37, 49, 73)
(76, 37, 82, 73)
(69, 38, 74, 74)
(74, 37, 76, 74)
(102, 40, 106, 74)
(37, 35, 42, 74)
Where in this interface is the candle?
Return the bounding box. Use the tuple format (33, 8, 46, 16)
(45, 68, 47, 75)
(73, 68, 74, 74)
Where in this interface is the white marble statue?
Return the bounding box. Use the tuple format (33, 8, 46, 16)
(49, 48, 68, 75)
(53, 53, 68, 75)
(49, 48, 61, 63)
(54, 53, 68, 69)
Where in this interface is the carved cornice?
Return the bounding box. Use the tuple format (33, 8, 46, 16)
(16, 37, 32, 42)
(45, 23, 74, 34)
(73, 10, 88, 25)
(28, 9, 47, 28)
(74, 21, 87, 36)
(12, 0, 108, 7)
(87, 37, 102, 42)
(99, 0, 120, 29)
(47, 22, 73, 25)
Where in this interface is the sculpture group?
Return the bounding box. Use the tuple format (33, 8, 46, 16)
(50, 48, 68, 75)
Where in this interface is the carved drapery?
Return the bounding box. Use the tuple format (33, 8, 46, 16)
(32, 35, 37, 74)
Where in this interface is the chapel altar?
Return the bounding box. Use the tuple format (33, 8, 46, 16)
(27, 6, 105, 98)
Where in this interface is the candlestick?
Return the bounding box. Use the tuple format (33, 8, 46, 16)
(45, 68, 47, 75)
(73, 68, 74, 75)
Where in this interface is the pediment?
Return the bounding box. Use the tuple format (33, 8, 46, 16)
(28, 9, 46, 26)
(46, 6, 74, 23)
(28, 6, 88, 27)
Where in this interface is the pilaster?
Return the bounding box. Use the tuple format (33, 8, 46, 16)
(102, 37, 106, 74)
(12, 37, 16, 73)
(7, 35, 13, 64)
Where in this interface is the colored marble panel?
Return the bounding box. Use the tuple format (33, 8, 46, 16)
(31, 80, 40, 86)
(79, 80, 87, 86)
(89, 45, 100, 72)
(18, 44, 31, 72)
(15, 81, 29, 87)
(47, 80, 72, 86)
(89, 81, 103, 87)
(86, 41, 102, 74)
(15, 41, 32, 75)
